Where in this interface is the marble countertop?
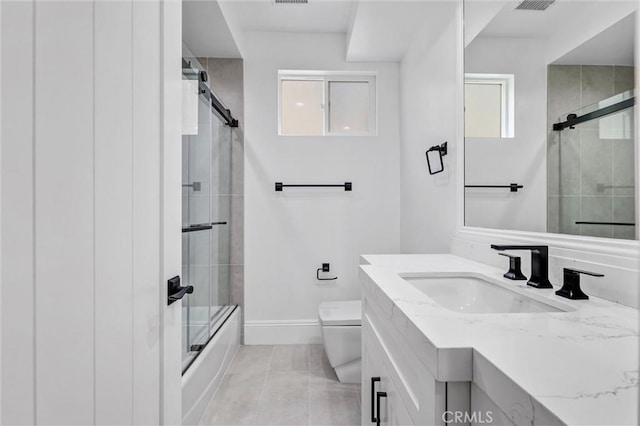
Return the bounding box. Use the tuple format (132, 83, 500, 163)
(360, 254, 639, 426)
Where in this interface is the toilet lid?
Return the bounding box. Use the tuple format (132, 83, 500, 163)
(318, 300, 361, 326)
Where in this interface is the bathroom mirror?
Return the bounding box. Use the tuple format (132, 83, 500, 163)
(463, 0, 638, 240)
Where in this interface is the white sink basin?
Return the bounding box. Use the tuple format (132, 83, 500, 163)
(403, 275, 564, 314)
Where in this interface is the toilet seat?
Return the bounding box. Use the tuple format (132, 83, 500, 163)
(318, 300, 361, 326)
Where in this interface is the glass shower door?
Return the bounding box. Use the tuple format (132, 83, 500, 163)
(181, 56, 236, 373)
(210, 122, 232, 325)
(182, 71, 212, 367)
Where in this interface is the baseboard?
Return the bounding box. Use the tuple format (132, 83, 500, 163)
(244, 319, 322, 345)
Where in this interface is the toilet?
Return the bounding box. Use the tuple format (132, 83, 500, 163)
(318, 300, 362, 384)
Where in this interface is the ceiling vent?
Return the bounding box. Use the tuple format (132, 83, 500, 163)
(515, 0, 556, 11)
(274, 0, 308, 4)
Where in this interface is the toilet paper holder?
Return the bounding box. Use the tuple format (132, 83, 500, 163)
(317, 263, 338, 281)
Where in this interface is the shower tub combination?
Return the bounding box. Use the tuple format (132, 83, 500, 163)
(180, 52, 240, 425)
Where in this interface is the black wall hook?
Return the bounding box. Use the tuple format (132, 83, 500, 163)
(426, 142, 448, 175)
(317, 263, 337, 281)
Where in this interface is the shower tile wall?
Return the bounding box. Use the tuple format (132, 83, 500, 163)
(547, 65, 635, 239)
(199, 57, 245, 334)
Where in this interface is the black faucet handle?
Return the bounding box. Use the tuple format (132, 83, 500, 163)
(556, 268, 604, 300)
(491, 244, 548, 253)
(564, 268, 604, 278)
(498, 253, 527, 281)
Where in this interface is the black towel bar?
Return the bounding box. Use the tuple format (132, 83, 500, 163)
(575, 221, 635, 226)
(275, 182, 352, 191)
(465, 183, 523, 192)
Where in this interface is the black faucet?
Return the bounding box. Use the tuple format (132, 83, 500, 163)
(490, 245, 553, 288)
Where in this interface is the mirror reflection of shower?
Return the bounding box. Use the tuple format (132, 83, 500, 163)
(545, 12, 637, 240)
(548, 88, 636, 239)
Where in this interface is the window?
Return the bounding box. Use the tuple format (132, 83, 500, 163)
(465, 73, 514, 138)
(279, 71, 376, 136)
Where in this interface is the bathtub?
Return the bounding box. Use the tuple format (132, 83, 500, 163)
(181, 307, 241, 425)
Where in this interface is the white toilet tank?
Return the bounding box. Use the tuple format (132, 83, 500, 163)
(318, 300, 362, 383)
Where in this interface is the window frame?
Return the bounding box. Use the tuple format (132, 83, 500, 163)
(464, 73, 515, 138)
(278, 70, 377, 137)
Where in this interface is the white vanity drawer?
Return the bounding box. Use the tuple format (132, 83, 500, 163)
(362, 324, 414, 426)
(362, 294, 446, 426)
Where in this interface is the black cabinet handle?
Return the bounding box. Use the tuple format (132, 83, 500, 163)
(167, 276, 193, 305)
(371, 377, 380, 423)
(376, 391, 387, 426)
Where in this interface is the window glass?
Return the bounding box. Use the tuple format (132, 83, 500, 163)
(280, 79, 324, 136)
(329, 81, 370, 134)
(465, 82, 502, 138)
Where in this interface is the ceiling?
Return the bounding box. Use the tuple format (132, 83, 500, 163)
(183, 0, 636, 64)
(479, 0, 579, 39)
(553, 13, 635, 65)
(218, 0, 354, 34)
(183, 0, 242, 58)
(470, 0, 637, 65)
(346, 1, 454, 61)
(184, 0, 450, 62)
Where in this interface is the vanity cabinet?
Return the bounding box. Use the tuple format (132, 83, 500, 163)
(362, 319, 413, 426)
(362, 289, 522, 426)
(361, 293, 451, 426)
(470, 384, 515, 426)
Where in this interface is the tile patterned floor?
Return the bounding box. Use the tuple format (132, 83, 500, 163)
(200, 345, 361, 426)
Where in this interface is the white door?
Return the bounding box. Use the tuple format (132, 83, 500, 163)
(0, 1, 183, 424)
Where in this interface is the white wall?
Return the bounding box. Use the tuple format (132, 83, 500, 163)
(464, 37, 547, 232)
(399, 3, 462, 254)
(0, 1, 182, 424)
(243, 32, 400, 344)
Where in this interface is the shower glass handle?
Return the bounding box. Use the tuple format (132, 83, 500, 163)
(371, 377, 380, 423)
